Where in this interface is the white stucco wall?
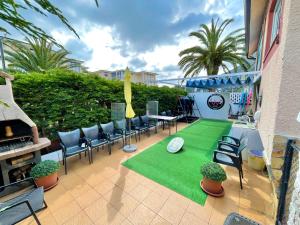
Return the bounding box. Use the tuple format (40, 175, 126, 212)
(258, 0, 300, 162)
(275, 0, 300, 137)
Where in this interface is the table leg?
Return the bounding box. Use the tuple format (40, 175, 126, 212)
(169, 121, 171, 135)
(176, 119, 177, 133)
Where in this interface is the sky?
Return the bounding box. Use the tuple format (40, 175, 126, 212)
(3, 0, 244, 79)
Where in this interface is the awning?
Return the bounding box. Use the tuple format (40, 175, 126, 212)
(244, 0, 268, 56)
(186, 73, 256, 89)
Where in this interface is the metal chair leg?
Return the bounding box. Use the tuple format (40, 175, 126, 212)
(64, 157, 67, 175)
(238, 168, 243, 189)
(240, 166, 244, 178)
(87, 150, 90, 164)
(26, 202, 41, 225)
(90, 148, 93, 163)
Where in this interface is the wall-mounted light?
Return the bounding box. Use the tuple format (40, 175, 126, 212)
(297, 112, 300, 123)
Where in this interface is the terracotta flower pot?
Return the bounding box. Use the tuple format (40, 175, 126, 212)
(35, 172, 58, 191)
(201, 177, 224, 196)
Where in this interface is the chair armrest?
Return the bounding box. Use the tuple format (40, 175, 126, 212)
(84, 137, 92, 146)
(59, 143, 66, 153)
(0, 177, 35, 190)
(149, 119, 158, 125)
(142, 122, 150, 127)
(222, 136, 240, 145)
(79, 137, 89, 146)
(114, 128, 124, 135)
(103, 133, 111, 140)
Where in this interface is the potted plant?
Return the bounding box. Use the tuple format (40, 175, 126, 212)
(200, 162, 227, 197)
(30, 160, 60, 191)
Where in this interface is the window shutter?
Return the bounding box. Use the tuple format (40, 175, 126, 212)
(270, 0, 282, 44)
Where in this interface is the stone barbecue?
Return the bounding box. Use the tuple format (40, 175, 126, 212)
(0, 71, 50, 186)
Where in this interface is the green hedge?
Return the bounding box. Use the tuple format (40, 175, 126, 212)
(12, 69, 186, 140)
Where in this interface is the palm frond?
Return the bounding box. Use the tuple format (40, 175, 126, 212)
(5, 37, 75, 72)
(178, 17, 251, 76)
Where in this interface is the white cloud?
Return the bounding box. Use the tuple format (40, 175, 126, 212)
(61, 25, 210, 81)
(141, 36, 198, 74)
(58, 0, 243, 79)
(51, 30, 75, 46)
(73, 25, 200, 79)
(79, 26, 129, 70)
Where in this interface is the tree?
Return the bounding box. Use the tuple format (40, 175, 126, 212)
(178, 18, 251, 77)
(0, 0, 99, 44)
(5, 37, 77, 72)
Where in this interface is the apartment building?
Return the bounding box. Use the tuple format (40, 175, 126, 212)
(95, 69, 157, 86)
(244, 0, 300, 219)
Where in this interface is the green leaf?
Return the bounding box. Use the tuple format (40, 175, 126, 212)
(178, 17, 253, 77)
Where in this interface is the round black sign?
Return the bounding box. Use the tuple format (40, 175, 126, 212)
(207, 94, 225, 110)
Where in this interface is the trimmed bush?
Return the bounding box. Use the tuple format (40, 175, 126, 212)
(200, 162, 227, 182)
(30, 160, 60, 179)
(12, 69, 186, 140)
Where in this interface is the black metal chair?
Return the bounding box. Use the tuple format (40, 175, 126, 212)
(58, 128, 91, 174)
(166, 110, 176, 126)
(100, 122, 124, 147)
(166, 110, 173, 116)
(140, 115, 157, 134)
(218, 133, 247, 161)
(115, 119, 137, 144)
(131, 117, 149, 141)
(213, 137, 248, 189)
(160, 111, 167, 129)
(0, 178, 47, 225)
(160, 111, 167, 116)
(82, 125, 110, 160)
(219, 132, 246, 147)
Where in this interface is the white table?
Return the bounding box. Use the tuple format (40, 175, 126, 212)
(148, 115, 177, 135)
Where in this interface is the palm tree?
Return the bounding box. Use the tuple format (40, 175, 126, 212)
(5, 38, 78, 72)
(178, 18, 251, 77)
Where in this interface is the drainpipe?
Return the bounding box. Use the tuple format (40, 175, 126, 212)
(0, 37, 6, 71)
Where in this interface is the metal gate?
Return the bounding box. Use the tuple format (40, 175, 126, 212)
(276, 140, 300, 225)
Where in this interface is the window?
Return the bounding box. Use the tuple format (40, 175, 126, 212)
(263, 0, 282, 62)
(270, 0, 282, 45)
(256, 34, 263, 70)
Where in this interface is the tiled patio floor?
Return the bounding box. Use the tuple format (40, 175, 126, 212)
(19, 122, 274, 225)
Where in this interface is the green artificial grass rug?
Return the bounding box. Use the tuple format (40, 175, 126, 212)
(122, 119, 232, 205)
